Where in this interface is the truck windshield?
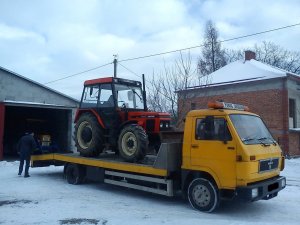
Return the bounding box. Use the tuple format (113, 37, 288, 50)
(115, 84, 144, 109)
(229, 114, 275, 145)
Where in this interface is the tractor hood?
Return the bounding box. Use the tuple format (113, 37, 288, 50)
(127, 111, 171, 119)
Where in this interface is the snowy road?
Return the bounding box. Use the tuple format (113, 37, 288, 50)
(0, 159, 299, 225)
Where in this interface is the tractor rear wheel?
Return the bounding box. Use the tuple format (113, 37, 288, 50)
(74, 113, 104, 157)
(118, 125, 148, 162)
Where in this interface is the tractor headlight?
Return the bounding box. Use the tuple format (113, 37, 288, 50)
(251, 188, 258, 199)
(160, 123, 163, 128)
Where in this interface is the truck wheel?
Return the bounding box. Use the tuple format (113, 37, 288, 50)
(74, 113, 104, 157)
(188, 178, 219, 213)
(118, 125, 148, 162)
(65, 164, 85, 185)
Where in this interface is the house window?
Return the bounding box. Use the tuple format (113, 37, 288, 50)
(289, 98, 296, 128)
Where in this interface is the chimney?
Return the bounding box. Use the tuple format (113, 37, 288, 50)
(245, 50, 256, 61)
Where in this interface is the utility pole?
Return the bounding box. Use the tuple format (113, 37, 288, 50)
(113, 55, 118, 78)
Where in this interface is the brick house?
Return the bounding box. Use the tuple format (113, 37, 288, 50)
(177, 51, 300, 157)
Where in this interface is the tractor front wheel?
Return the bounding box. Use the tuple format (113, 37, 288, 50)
(118, 125, 148, 162)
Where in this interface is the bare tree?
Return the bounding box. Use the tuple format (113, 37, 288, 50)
(197, 20, 227, 78)
(224, 49, 243, 63)
(147, 52, 200, 127)
(225, 41, 300, 74)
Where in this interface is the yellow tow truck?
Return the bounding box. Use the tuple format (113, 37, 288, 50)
(31, 101, 286, 212)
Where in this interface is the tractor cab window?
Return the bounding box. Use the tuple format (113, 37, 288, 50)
(196, 117, 232, 141)
(99, 84, 114, 108)
(115, 84, 144, 109)
(81, 85, 100, 108)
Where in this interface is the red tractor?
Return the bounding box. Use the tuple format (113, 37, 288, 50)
(74, 76, 171, 162)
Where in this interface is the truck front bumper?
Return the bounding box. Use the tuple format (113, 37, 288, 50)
(235, 176, 286, 202)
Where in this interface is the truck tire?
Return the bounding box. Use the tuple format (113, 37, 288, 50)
(188, 178, 220, 212)
(74, 113, 104, 157)
(118, 125, 148, 162)
(65, 164, 85, 185)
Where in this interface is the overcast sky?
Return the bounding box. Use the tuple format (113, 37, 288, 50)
(1, 0, 300, 99)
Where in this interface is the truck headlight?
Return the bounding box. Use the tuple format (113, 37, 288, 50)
(281, 178, 286, 188)
(251, 188, 258, 199)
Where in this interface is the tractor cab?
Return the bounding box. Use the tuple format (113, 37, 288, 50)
(80, 77, 145, 111)
(74, 77, 171, 162)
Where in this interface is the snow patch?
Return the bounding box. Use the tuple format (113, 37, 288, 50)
(0, 159, 299, 224)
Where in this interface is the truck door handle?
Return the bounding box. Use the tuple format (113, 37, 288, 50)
(191, 144, 199, 148)
(227, 146, 235, 150)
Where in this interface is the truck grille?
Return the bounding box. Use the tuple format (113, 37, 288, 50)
(259, 158, 279, 173)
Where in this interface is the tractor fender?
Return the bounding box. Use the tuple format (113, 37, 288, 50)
(74, 109, 105, 129)
(119, 120, 140, 130)
(119, 120, 146, 132)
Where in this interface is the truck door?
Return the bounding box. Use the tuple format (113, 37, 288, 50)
(191, 116, 236, 188)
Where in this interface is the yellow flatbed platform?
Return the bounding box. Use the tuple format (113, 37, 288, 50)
(31, 153, 169, 177)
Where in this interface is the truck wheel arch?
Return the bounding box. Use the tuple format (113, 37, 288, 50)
(182, 170, 220, 199)
(187, 178, 220, 212)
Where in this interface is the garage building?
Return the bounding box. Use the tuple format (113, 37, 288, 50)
(0, 66, 79, 160)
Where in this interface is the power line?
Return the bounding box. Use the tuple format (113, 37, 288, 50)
(118, 62, 153, 89)
(220, 22, 300, 43)
(118, 62, 171, 100)
(44, 62, 112, 85)
(118, 62, 142, 79)
(119, 22, 300, 62)
(44, 22, 300, 84)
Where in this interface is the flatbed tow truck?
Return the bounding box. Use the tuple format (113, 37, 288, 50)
(31, 101, 286, 212)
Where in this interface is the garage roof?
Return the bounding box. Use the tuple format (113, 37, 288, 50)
(0, 66, 79, 107)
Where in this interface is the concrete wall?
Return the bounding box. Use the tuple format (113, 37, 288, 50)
(286, 76, 300, 156)
(287, 77, 300, 128)
(182, 78, 283, 99)
(0, 68, 78, 107)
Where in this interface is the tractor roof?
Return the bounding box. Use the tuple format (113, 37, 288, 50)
(84, 77, 142, 86)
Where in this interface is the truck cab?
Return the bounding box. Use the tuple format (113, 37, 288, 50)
(182, 101, 285, 211)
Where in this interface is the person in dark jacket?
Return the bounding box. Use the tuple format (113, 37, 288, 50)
(18, 132, 37, 178)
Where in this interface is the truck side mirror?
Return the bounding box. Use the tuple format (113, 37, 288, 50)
(89, 87, 93, 96)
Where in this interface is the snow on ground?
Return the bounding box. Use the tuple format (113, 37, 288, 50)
(0, 159, 300, 225)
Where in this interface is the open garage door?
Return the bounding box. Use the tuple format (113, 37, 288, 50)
(0, 103, 5, 159)
(3, 105, 73, 159)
